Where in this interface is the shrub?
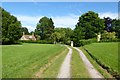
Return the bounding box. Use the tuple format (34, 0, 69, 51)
(20, 40, 53, 44)
(79, 38, 97, 46)
(101, 31, 118, 42)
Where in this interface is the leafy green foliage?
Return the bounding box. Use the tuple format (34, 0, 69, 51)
(111, 19, 120, 38)
(35, 17, 54, 40)
(104, 17, 112, 32)
(51, 28, 73, 45)
(1, 7, 21, 44)
(20, 40, 53, 44)
(101, 31, 116, 41)
(50, 32, 62, 43)
(21, 27, 29, 35)
(73, 11, 105, 46)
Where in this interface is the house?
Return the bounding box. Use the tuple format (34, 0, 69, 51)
(20, 32, 36, 41)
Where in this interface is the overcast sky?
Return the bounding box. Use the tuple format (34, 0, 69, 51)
(2, 2, 118, 32)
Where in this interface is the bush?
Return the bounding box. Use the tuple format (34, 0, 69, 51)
(79, 38, 97, 46)
(20, 40, 53, 44)
(100, 38, 120, 42)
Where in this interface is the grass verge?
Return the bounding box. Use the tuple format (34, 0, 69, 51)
(79, 47, 113, 78)
(71, 47, 90, 78)
(37, 48, 68, 78)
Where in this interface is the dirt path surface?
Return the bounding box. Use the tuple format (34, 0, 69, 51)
(57, 46, 72, 78)
(73, 47, 104, 78)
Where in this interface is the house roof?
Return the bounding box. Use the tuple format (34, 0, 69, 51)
(23, 35, 36, 40)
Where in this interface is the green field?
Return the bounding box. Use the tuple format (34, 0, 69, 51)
(83, 42, 118, 73)
(40, 48, 68, 78)
(2, 43, 66, 78)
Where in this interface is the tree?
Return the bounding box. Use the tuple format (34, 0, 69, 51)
(21, 27, 29, 35)
(111, 19, 120, 38)
(74, 11, 105, 40)
(51, 28, 73, 44)
(2, 7, 21, 44)
(50, 32, 61, 43)
(101, 31, 116, 41)
(35, 17, 55, 40)
(104, 17, 112, 32)
(0, 7, 2, 44)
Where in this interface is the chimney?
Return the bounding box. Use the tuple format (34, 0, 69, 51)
(32, 32, 34, 36)
(23, 32, 25, 35)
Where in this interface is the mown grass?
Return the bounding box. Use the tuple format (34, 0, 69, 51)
(40, 48, 68, 78)
(83, 42, 118, 73)
(2, 43, 66, 78)
(71, 47, 90, 78)
(80, 47, 112, 78)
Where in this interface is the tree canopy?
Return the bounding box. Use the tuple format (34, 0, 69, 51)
(51, 28, 73, 44)
(74, 11, 105, 40)
(1, 7, 22, 44)
(1, 7, 120, 45)
(21, 27, 29, 35)
(35, 16, 54, 40)
(111, 19, 120, 38)
(104, 17, 112, 32)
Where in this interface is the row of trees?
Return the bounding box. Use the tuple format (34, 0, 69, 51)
(73, 11, 120, 46)
(34, 17, 73, 44)
(1, 7, 120, 45)
(1, 7, 22, 44)
(33, 11, 120, 45)
(1, 7, 31, 44)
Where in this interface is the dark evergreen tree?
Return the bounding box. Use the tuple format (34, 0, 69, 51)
(104, 17, 112, 32)
(111, 19, 120, 38)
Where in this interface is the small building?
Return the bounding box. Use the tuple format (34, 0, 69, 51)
(20, 32, 36, 41)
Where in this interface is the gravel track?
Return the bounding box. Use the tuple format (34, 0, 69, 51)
(57, 46, 72, 78)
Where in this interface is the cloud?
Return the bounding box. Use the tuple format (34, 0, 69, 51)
(15, 14, 79, 32)
(14, 12, 118, 32)
(14, 15, 43, 32)
(52, 14, 79, 29)
(22, 25, 35, 32)
(99, 12, 118, 19)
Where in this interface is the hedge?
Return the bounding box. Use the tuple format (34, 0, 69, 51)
(20, 40, 53, 44)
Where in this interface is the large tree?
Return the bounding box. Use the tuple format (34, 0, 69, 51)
(35, 17, 54, 40)
(21, 27, 29, 35)
(51, 28, 73, 44)
(111, 19, 120, 38)
(1, 7, 21, 44)
(104, 17, 112, 32)
(74, 11, 105, 40)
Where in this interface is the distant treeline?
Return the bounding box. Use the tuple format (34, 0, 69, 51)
(1, 7, 120, 46)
